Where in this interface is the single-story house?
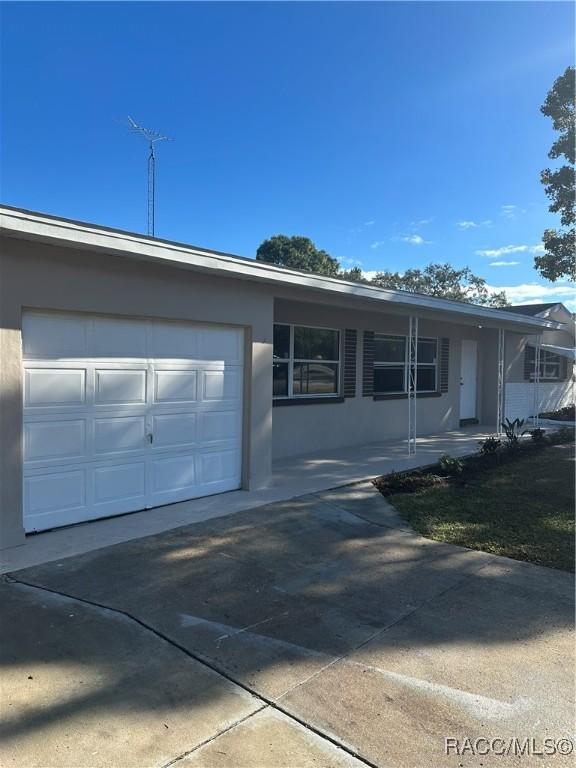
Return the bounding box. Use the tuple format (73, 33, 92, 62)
(500, 302, 575, 421)
(0, 206, 571, 550)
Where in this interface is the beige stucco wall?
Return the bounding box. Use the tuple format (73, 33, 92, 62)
(272, 299, 498, 460)
(1, 233, 547, 549)
(0, 236, 274, 549)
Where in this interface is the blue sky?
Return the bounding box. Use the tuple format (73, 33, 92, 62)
(1, 1, 574, 307)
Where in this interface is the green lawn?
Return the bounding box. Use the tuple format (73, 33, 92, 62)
(389, 444, 575, 571)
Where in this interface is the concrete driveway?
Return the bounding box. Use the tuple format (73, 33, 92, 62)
(2, 483, 574, 767)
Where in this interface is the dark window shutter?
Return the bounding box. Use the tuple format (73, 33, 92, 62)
(439, 338, 450, 393)
(560, 355, 569, 381)
(362, 331, 375, 397)
(343, 329, 357, 398)
(524, 345, 535, 380)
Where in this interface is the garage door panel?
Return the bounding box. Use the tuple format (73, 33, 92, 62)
(92, 317, 148, 358)
(199, 449, 240, 485)
(25, 470, 86, 517)
(24, 419, 86, 463)
(152, 412, 196, 448)
(199, 327, 243, 363)
(154, 370, 198, 403)
(95, 369, 147, 405)
(94, 416, 147, 455)
(25, 369, 86, 407)
(199, 411, 240, 443)
(93, 462, 146, 504)
(22, 312, 88, 359)
(149, 323, 201, 359)
(203, 370, 241, 401)
(151, 453, 196, 493)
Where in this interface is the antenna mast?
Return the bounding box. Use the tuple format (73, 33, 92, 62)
(128, 116, 172, 236)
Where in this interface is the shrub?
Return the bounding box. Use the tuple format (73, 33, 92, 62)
(438, 454, 464, 475)
(479, 436, 501, 455)
(501, 417, 529, 450)
(528, 428, 547, 444)
(550, 426, 574, 444)
(539, 404, 575, 422)
(374, 470, 445, 496)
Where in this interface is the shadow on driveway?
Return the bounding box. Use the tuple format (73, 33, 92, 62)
(3, 483, 574, 767)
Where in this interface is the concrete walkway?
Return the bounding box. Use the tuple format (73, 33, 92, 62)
(1, 426, 493, 573)
(2, 481, 574, 767)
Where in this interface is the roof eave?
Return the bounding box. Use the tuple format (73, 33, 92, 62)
(0, 205, 563, 332)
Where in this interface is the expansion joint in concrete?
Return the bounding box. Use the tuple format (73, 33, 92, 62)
(4, 575, 379, 768)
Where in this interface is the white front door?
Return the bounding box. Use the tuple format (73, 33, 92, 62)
(22, 312, 244, 532)
(460, 339, 478, 420)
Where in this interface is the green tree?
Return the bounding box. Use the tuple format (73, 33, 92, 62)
(256, 235, 340, 277)
(536, 66, 575, 282)
(371, 263, 509, 307)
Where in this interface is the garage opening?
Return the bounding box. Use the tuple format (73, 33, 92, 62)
(22, 311, 244, 532)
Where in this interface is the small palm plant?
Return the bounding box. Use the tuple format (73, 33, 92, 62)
(501, 417, 528, 449)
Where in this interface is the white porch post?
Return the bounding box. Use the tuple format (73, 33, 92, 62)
(496, 328, 505, 435)
(532, 336, 541, 427)
(408, 316, 418, 455)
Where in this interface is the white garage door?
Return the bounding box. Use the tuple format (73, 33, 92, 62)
(22, 312, 243, 532)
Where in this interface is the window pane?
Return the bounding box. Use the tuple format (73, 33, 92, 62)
(293, 327, 339, 361)
(542, 363, 559, 379)
(417, 339, 437, 364)
(374, 335, 405, 363)
(293, 362, 338, 395)
(416, 366, 436, 392)
(374, 366, 405, 393)
(273, 362, 289, 397)
(273, 324, 290, 360)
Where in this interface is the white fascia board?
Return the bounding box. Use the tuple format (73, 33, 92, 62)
(0, 206, 562, 332)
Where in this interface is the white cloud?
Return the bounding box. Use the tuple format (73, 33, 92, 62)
(489, 261, 521, 267)
(362, 270, 379, 281)
(487, 282, 576, 311)
(475, 243, 543, 258)
(401, 234, 427, 246)
(340, 257, 363, 267)
(370, 240, 386, 250)
(410, 217, 434, 228)
(349, 220, 376, 235)
(456, 219, 492, 229)
(500, 204, 527, 219)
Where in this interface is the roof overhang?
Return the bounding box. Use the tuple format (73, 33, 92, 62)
(0, 205, 563, 333)
(540, 343, 576, 361)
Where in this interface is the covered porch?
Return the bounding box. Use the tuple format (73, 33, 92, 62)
(1, 425, 492, 574)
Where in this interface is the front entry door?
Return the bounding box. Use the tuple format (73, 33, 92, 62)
(460, 340, 478, 420)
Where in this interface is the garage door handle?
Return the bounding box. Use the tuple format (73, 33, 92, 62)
(147, 433, 154, 444)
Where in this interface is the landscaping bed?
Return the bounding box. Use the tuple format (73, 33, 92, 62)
(538, 404, 575, 422)
(373, 428, 575, 571)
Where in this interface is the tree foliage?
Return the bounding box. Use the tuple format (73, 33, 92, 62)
(537, 66, 576, 282)
(371, 263, 509, 307)
(256, 235, 340, 277)
(256, 235, 509, 306)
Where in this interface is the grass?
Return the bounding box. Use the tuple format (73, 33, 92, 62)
(388, 444, 575, 572)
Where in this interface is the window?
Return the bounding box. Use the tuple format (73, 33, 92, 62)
(273, 324, 340, 398)
(374, 335, 406, 393)
(373, 334, 438, 394)
(527, 347, 562, 381)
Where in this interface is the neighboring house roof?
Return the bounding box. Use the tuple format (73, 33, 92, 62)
(540, 343, 576, 361)
(0, 204, 563, 332)
(500, 303, 566, 317)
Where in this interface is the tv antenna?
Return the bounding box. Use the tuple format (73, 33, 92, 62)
(128, 116, 172, 236)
